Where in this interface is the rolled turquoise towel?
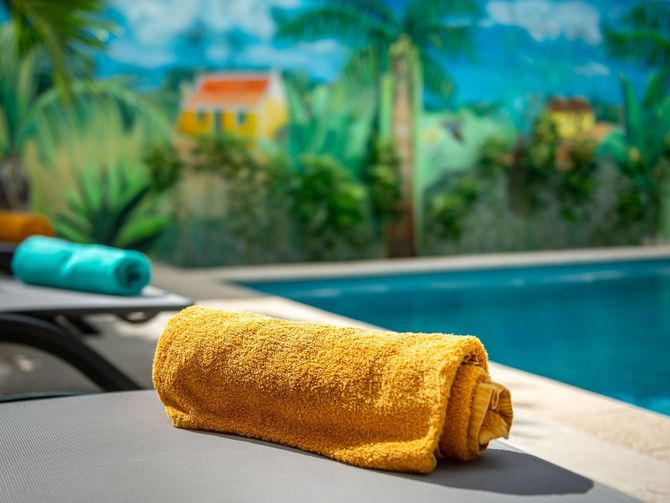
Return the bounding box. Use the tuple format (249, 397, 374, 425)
(11, 236, 151, 296)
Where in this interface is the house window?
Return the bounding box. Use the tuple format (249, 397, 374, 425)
(196, 110, 205, 122)
(237, 111, 246, 126)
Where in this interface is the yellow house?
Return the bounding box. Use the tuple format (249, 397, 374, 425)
(177, 72, 287, 139)
(547, 97, 596, 139)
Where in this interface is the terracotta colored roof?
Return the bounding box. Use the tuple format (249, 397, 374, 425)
(548, 96, 591, 113)
(185, 74, 272, 109)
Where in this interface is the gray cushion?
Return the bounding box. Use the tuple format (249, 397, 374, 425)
(0, 278, 191, 316)
(0, 391, 637, 502)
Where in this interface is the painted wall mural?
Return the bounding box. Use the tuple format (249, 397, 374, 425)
(1, 0, 669, 265)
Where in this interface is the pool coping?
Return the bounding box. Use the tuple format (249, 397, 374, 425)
(153, 245, 670, 502)
(214, 244, 670, 282)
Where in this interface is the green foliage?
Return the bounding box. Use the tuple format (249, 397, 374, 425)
(192, 134, 256, 177)
(144, 142, 183, 193)
(557, 140, 598, 221)
(280, 76, 376, 174)
(293, 154, 369, 260)
(600, 72, 670, 234)
(426, 175, 480, 241)
(526, 112, 561, 170)
(56, 161, 168, 251)
(149, 133, 295, 263)
(275, 0, 480, 116)
(507, 112, 560, 213)
(603, 1, 670, 236)
(603, 2, 670, 70)
(479, 113, 598, 222)
(478, 135, 514, 174)
(0, 24, 169, 209)
(599, 2, 670, 234)
(197, 135, 293, 250)
(274, 0, 481, 257)
(362, 139, 402, 224)
(4, 0, 114, 95)
(616, 182, 649, 223)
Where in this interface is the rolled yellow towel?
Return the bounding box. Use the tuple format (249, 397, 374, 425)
(153, 306, 513, 473)
(0, 211, 54, 243)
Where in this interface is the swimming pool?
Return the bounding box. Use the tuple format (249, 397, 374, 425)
(242, 259, 670, 416)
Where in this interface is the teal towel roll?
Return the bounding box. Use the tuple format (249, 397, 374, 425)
(11, 236, 151, 296)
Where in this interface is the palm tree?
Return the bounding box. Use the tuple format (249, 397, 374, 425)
(274, 0, 481, 257)
(2, 0, 111, 93)
(599, 72, 670, 237)
(0, 0, 114, 209)
(0, 26, 168, 209)
(603, 2, 670, 238)
(604, 2, 670, 71)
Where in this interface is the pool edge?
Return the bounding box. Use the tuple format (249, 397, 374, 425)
(215, 244, 670, 282)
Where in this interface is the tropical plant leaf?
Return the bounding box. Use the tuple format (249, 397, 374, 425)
(408, 0, 481, 18)
(110, 183, 152, 238)
(604, 27, 670, 68)
(421, 52, 455, 102)
(620, 74, 643, 148)
(55, 160, 166, 251)
(283, 79, 375, 174)
(6, 0, 113, 95)
(620, 2, 670, 33)
(415, 24, 474, 58)
(116, 215, 168, 250)
(642, 69, 670, 109)
(274, 3, 394, 44)
(339, 45, 381, 92)
(28, 78, 170, 148)
(55, 213, 93, 243)
(341, 0, 398, 26)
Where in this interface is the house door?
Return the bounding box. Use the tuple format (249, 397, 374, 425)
(214, 111, 223, 133)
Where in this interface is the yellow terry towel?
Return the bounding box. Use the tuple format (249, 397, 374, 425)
(153, 306, 513, 473)
(0, 211, 54, 243)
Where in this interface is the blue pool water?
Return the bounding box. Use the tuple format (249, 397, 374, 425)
(242, 259, 670, 415)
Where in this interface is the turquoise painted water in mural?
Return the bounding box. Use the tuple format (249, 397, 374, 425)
(242, 259, 670, 416)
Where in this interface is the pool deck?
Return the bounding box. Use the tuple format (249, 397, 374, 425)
(151, 245, 670, 503)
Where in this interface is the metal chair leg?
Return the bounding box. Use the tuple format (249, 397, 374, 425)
(0, 313, 142, 392)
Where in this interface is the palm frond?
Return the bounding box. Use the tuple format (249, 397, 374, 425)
(406, 0, 481, 31)
(6, 0, 114, 94)
(413, 24, 474, 57)
(620, 2, 670, 33)
(23, 78, 170, 163)
(0, 25, 39, 154)
(604, 27, 670, 68)
(332, 0, 398, 27)
(339, 45, 382, 92)
(274, 3, 394, 45)
(620, 75, 642, 148)
(283, 78, 376, 174)
(643, 69, 670, 109)
(420, 52, 455, 102)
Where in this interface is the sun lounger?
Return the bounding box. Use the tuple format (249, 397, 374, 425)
(0, 276, 192, 392)
(0, 391, 638, 502)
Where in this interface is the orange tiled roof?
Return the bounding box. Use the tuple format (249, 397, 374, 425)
(548, 96, 591, 113)
(185, 74, 272, 109)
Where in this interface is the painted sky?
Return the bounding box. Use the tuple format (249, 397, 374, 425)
(98, 0, 651, 104)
